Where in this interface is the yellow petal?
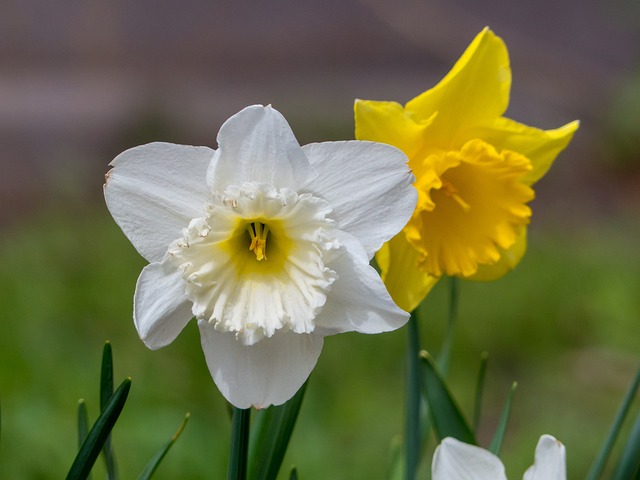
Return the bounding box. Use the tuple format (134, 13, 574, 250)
(467, 225, 527, 281)
(406, 28, 511, 143)
(466, 117, 579, 185)
(354, 99, 435, 160)
(376, 231, 439, 312)
(406, 140, 533, 278)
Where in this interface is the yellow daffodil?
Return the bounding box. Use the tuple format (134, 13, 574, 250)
(105, 105, 416, 408)
(355, 28, 579, 311)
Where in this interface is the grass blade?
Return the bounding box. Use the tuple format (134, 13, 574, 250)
(587, 366, 640, 480)
(138, 413, 190, 480)
(289, 466, 298, 480)
(100, 342, 117, 480)
(612, 412, 640, 480)
(473, 352, 489, 432)
(248, 381, 308, 480)
(405, 312, 422, 480)
(77, 399, 92, 480)
(66, 378, 132, 480)
(420, 351, 476, 445)
(488, 382, 517, 455)
(228, 407, 251, 480)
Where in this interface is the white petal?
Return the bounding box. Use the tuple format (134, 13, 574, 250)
(105, 142, 213, 262)
(198, 324, 324, 409)
(432, 437, 508, 480)
(301, 141, 416, 258)
(207, 105, 315, 192)
(314, 231, 409, 335)
(134, 262, 193, 350)
(523, 435, 566, 480)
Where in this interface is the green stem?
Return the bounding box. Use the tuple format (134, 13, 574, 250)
(587, 367, 640, 480)
(228, 407, 251, 480)
(437, 277, 458, 375)
(405, 311, 421, 480)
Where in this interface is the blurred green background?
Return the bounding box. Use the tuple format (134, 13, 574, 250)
(1, 0, 639, 478)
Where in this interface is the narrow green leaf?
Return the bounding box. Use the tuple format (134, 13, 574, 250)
(101, 342, 117, 480)
(100, 342, 114, 410)
(66, 378, 132, 480)
(488, 382, 517, 455)
(473, 352, 489, 432)
(77, 399, 90, 448)
(138, 413, 190, 480)
(248, 381, 308, 480)
(587, 366, 640, 480)
(405, 312, 422, 480)
(420, 351, 476, 445)
(77, 400, 92, 480)
(612, 412, 640, 480)
(437, 277, 458, 376)
(386, 435, 404, 480)
(289, 466, 298, 480)
(228, 407, 251, 480)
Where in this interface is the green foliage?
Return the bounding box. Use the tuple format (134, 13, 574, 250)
(137, 413, 190, 480)
(0, 206, 638, 478)
(66, 378, 131, 480)
(248, 382, 308, 480)
(420, 352, 476, 446)
(228, 408, 251, 480)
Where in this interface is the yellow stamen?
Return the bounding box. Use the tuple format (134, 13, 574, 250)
(441, 181, 471, 212)
(246, 222, 269, 261)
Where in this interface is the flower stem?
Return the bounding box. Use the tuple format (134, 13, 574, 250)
(405, 311, 421, 480)
(228, 407, 251, 480)
(437, 277, 458, 375)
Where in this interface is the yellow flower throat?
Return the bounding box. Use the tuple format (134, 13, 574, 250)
(247, 221, 269, 261)
(440, 180, 471, 212)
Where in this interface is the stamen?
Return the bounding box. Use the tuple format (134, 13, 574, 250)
(246, 222, 269, 261)
(441, 181, 471, 212)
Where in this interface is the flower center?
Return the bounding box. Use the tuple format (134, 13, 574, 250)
(440, 180, 471, 212)
(405, 139, 534, 277)
(246, 221, 269, 261)
(168, 183, 338, 345)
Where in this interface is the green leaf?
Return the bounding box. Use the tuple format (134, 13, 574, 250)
(472, 352, 489, 432)
(248, 381, 308, 480)
(420, 351, 476, 445)
(100, 342, 118, 480)
(138, 413, 190, 480)
(100, 342, 114, 410)
(587, 366, 640, 480)
(612, 412, 640, 480)
(385, 435, 404, 480)
(66, 378, 132, 480)
(77, 400, 92, 480)
(228, 407, 251, 480)
(405, 312, 422, 480)
(488, 382, 517, 455)
(289, 466, 298, 480)
(77, 399, 90, 447)
(436, 277, 459, 375)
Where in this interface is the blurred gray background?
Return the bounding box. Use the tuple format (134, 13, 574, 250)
(1, 0, 639, 225)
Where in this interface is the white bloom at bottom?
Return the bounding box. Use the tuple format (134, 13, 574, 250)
(104, 105, 417, 408)
(432, 435, 566, 480)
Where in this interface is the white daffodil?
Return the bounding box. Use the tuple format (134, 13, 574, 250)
(432, 435, 566, 480)
(104, 105, 416, 409)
